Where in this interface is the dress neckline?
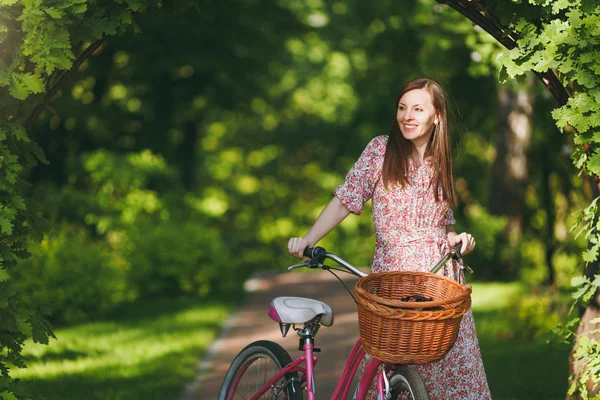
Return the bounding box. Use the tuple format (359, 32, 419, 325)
(408, 157, 433, 169)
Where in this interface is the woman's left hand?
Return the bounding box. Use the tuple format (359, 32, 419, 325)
(448, 231, 476, 255)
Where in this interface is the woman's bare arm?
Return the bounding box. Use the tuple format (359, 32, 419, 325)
(288, 196, 351, 258)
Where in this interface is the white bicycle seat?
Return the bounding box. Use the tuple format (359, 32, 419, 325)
(269, 296, 334, 327)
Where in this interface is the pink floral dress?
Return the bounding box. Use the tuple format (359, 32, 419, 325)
(334, 135, 491, 400)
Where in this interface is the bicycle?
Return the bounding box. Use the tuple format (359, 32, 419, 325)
(218, 245, 468, 400)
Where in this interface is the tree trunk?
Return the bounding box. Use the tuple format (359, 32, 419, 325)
(569, 181, 600, 399)
(541, 156, 556, 285)
(489, 81, 534, 279)
(568, 270, 600, 399)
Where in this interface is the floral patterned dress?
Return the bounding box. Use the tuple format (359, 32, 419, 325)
(334, 135, 491, 400)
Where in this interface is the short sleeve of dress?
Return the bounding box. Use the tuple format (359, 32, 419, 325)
(443, 208, 456, 226)
(334, 136, 388, 215)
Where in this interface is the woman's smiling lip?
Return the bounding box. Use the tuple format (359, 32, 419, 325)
(403, 123, 418, 129)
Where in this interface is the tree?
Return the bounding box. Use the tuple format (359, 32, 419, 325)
(489, 77, 534, 279)
(436, 0, 600, 397)
(0, 0, 188, 397)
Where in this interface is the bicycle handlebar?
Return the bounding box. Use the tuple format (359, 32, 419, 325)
(295, 243, 467, 278)
(303, 246, 327, 262)
(292, 246, 368, 277)
(430, 243, 463, 274)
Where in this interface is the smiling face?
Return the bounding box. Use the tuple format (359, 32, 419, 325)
(396, 88, 439, 149)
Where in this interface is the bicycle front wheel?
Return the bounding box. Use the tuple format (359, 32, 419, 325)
(218, 340, 303, 400)
(389, 366, 430, 400)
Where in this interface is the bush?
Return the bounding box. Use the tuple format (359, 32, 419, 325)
(13, 225, 127, 325)
(507, 287, 568, 340)
(459, 203, 507, 278)
(124, 217, 236, 299)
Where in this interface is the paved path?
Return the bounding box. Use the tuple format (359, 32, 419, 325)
(183, 270, 365, 399)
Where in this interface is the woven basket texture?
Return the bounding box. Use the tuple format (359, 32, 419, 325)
(355, 271, 472, 364)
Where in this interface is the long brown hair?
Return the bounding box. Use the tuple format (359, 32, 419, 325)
(382, 78, 456, 206)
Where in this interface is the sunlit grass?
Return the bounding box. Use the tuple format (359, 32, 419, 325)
(470, 281, 526, 311)
(13, 298, 232, 400)
(471, 282, 570, 400)
(471, 281, 528, 339)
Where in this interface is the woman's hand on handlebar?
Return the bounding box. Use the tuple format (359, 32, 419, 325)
(448, 231, 476, 255)
(288, 237, 311, 259)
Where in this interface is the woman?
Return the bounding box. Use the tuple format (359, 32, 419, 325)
(288, 78, 491, 399)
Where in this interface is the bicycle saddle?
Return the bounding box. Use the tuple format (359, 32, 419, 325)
(269, 297, 334, 327)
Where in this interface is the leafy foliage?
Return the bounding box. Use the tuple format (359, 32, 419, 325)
(0, 0, 182, 396)
(491, 0, 600, 397)
(12, 224, 127, 325)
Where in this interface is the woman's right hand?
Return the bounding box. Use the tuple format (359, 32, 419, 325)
(288, 237, 311, 259)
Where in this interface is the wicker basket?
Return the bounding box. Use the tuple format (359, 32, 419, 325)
(355, 271, 472, 365)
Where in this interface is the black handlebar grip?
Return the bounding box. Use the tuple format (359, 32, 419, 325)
(451, 243, 463, 256)
(303, 246, 327, 262)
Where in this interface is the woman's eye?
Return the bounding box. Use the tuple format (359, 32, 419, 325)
(415, 108, 423, 112)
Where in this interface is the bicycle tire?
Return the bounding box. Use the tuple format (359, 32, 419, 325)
(218, 340, 303, 400)
(389, 366, 430, 400)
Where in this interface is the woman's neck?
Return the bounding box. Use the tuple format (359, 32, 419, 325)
(412, 144, 428, 164)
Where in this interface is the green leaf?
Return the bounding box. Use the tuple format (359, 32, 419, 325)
(498, 65, 509, 83)
(44, 7, 64, 19)
(551, 0, 573, 14)
(568, 380, 578, 396)
(586, 151, 600, 176)
(11, 195, 25, 210)
(15, 315, 32, 337)
(9, 78, 29, 100)
(0, 61, 9, 87)
(571, 284, 592, 301)
(583, 243, 600, 263)
(0, 217, 13, 235)
(571, 148, 588, 170)
(32, 315, 56, 344)
(0, 391, 18, 400)
(71, 3, 87, 13)
(9, 123, 29, 142)
(125, 0, 143, 12)
(0, 268, 9, 282)
(558, 57, 575, 74)
(572, 275, 590, 287)
(591, 113, 600, 130)
(14, 72, 45, 94)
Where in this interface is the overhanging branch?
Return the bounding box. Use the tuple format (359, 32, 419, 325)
(26, 36, 107, 133)
(436, 0, 598, 190)
(437, 0, 569, 107)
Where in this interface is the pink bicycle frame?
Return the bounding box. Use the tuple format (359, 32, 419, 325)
(242, 338, 391, 400)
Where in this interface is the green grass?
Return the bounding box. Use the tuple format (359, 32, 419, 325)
(471, 282, 570, 400)
(13, 298, 233, 400)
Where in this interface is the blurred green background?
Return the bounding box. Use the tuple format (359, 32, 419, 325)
(10, 0, 587, 399)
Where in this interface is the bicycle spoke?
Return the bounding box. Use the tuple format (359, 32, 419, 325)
(228, 354, 290, 399)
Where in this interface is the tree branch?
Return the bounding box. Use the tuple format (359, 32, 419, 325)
(438, 0, 518, 49)
(26, 36, 107, 133)
(438, 0, 570, 106)
(436, 0, 596, 190)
